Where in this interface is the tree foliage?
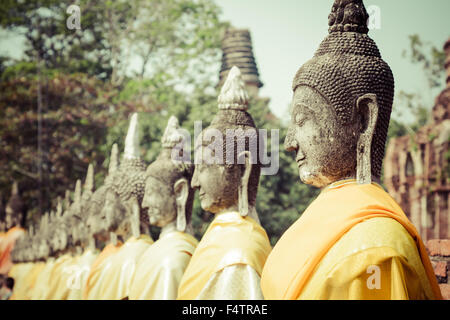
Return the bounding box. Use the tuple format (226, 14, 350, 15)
(0, 0, 319, 245)
(389, 34, 446, 140)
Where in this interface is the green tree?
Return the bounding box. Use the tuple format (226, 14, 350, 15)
(0, 0, 229, 231)
(0, 72, 116, 224)
(389, 34, 446, 140)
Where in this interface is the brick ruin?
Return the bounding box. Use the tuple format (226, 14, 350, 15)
(426, 239, 450, 299)
(384, 38, 450, 242)
(385, 38, 450, 298)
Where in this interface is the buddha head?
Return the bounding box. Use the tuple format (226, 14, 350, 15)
(50, 199, 68, 252)
(37, 213, 51, 259)
(101, 113, 148, 239)
(65, 179, 84, 247)
(86, 144, 119, 242)
(5, 181, 23, 229)
(142, 116, 195, 233)
(284, 0, 394, 188)
(192, 66, 261, 216)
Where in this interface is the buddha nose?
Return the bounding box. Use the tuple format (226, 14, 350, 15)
(191, 167, 200, 189)
(284, 125, 298, 152)
(86, 217, 93, 231)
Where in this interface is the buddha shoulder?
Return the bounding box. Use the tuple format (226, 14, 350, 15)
(327, 217, 418, 262)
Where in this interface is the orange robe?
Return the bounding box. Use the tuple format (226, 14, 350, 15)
(67, 249, 98, 300)
(30, 258, 57, 300)
(21, 262, 46, 300)
(129, 231, 198, 300)
(44, 253, 75, 300)
(0, 227, 25, 274)
(8, 262, 34, 300)
(260, 180, 443, 300)
(95, 235, 153, 300)
(83, 242, 123, 300)
(177, 211, 272, 300)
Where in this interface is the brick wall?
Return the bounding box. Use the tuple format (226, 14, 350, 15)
(426, 239, 450, 300)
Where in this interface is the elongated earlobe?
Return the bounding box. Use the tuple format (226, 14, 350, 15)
(238, 151, 252, 217)
(356, 93, 379, 184)
(174, 178, 188, 232)
(130, 197, 140, 238)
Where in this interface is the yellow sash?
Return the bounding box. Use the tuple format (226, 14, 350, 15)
(129, 231, 198, 300)
(260, 180, 443, 300)
(96, 235, 153, 300)
(83, 242, 123, 300)
(178, 211, 272, 300)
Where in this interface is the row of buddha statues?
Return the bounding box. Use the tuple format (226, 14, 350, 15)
(2, 0, 444, 300)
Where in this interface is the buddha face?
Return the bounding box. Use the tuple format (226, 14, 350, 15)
(87, 209, 109, 242)
(192, 131, 240, 214)
(5, 214, 12, 229)
(142, 176, 176, 227)
(284, 86, 358, 188)
(49, 230, 57, 251)
(38, 239, 50, 258)
(85, 186, 110, 241)
(102, 189, 129, 236)
(59, 228, 68, 250)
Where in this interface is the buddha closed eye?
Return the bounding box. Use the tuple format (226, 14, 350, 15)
(285, 85, 359, 188)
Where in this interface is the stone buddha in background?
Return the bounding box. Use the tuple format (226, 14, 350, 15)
(128, 116, 198, 300)
(260, 0, 443, 300)
(82, 143, 123, 300)
(177, 66, 272, 300)
(84, 113, 153, 300)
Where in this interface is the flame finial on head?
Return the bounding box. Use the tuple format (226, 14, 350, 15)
(11, 181, 19, 196)
(218, 66, 249, 111)
(124, 113, 141, 160)
(83, 163, 94, 194)
(109, 143, 119, 175)
(56, 197, 63, 217)
(64, 190, 71, 211)
(74, 179, 82, 209)
(161, 116, 184, 149)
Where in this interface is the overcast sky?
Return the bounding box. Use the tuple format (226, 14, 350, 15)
(216, 0, 450, 123)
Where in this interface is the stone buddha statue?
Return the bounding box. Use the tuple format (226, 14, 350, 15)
(5, 181, 24, 230)
(49, 198, 68, 256)
(85, 113, 153, 300)
(100, 114, 150, 241)
(28, 212, 58, 300)
(42, 193, 81, 300)
(82, 144, 123, 300)
(128, 116, 199, 300)
(65, 169, 99, 300)
(85, 144, 119, 244)
(260, 0, 442, 300)
(59, 179, 83, 256)
(177, 66, 272, 300)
